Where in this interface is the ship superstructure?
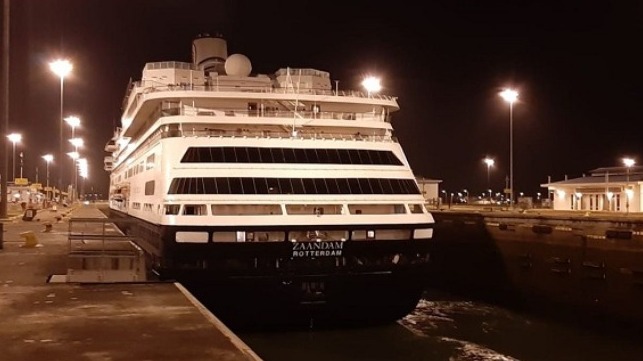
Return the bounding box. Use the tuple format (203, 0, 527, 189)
(105, 33, 434, 329)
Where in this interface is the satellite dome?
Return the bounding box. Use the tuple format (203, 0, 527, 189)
(224, 54, 252, 76)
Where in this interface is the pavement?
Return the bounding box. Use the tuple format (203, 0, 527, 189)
(0, 202, 262, 361)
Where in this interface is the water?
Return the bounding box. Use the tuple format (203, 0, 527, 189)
(237, 291, 643, 361)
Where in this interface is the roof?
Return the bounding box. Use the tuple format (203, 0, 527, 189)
(587, 165, 643, 176)
(542, 173, 643, 187)
(416, 177, 442, 184)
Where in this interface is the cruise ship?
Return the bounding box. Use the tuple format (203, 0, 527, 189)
(105, 33, 435, 329)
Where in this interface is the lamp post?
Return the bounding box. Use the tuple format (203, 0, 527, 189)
(623, 157, 635, 214)
(500, 89, 518, 209)
(1, 0, 10, 221)
(440, 189, 446, 208)
(67, 151, 79, 202)
(19, 151, 23, 178)
(69, 137, 83, 203)
(42, 154, 53, 201)
(77, 158, 88, 201)
(65, 117, 81, 199)
(483, 157, 494, 202)
(65, 115, 80, 139)
(7, 133, 21, 181)
(49, 59, 73, 200)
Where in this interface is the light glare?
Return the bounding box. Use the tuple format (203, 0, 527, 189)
(49, 59, 73, 78)
(65, 116, 81, 128)
(362, 76, 382, 94)
(623, 157, 635, 168)
(7, 133, 22, 143)
(500, 88, 518, 104)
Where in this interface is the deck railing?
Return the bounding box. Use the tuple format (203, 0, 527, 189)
(123, 81, 397, 118)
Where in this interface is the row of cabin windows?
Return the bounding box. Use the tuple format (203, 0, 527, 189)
(124, 202, 425, 217)
(176, 229, 414, 243)
(168, 177, 420, 195)
(181, 147, 403, 166)
(124, 153, 156, 180)
(166, 203, 425, 216)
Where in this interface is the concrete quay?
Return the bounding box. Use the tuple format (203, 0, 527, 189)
(427, 205, 643, 329)
(0, 203, 262, 361)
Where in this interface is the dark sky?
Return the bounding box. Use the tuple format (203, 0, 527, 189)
(3, 1, 643, 197)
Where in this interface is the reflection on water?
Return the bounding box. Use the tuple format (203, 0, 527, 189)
(237, 292, 643, 361)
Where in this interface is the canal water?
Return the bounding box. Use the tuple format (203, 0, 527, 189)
(236, 290, 643, 361)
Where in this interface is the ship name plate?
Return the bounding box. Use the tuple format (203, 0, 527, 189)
(292, 240, 344, 257)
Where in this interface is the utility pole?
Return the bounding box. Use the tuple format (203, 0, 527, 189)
(1, 0, 11, 220)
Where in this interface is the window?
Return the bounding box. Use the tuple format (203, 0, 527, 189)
(223, 147, 236, 162)
(146, 154, 156, 170)
(241, 178, 255, 194)
(179, 147, 403, 165)
(144, 181, 155, 195)
(211, 204, 282, 215)
(167, 177, 421, 195)
(279, 178, 294, 194)
(164, 204, 180, 215)
(183, 204, 207, 215)
(212, 232, 236, 242)
(286, 204, 342, 215)
(410, 204, 424, 214)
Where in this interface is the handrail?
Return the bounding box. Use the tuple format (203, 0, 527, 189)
(110, 123, 398, 171)
(123, 82, 398, 115)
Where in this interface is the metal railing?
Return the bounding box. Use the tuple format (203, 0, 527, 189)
(66, 217, 145, 282)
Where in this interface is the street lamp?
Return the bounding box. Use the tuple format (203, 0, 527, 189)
(65, 115, 80, 138)
(67, 151, 79, 198)
(483, 157, 494, 201)
(77, 158, 88, 200)
(500, 88, 518, 209)
(49, 59, 73, 199)
(42, 154, 53, 201)
(7, 133, 21, 181)
(623, 157, 635, 214)
(69, 137, 84, 150)
(67, 143, 82, 203)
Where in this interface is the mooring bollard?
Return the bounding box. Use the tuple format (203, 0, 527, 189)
(20, 231, 39, 248)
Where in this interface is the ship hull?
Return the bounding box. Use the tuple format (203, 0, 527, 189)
(108, 208, 431, 330)
(184, 269, 426, 330)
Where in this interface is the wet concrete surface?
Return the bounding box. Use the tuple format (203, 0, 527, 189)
(0, 203, 261, 361)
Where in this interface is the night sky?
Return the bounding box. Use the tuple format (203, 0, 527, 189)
(3, 1, 642, 198)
